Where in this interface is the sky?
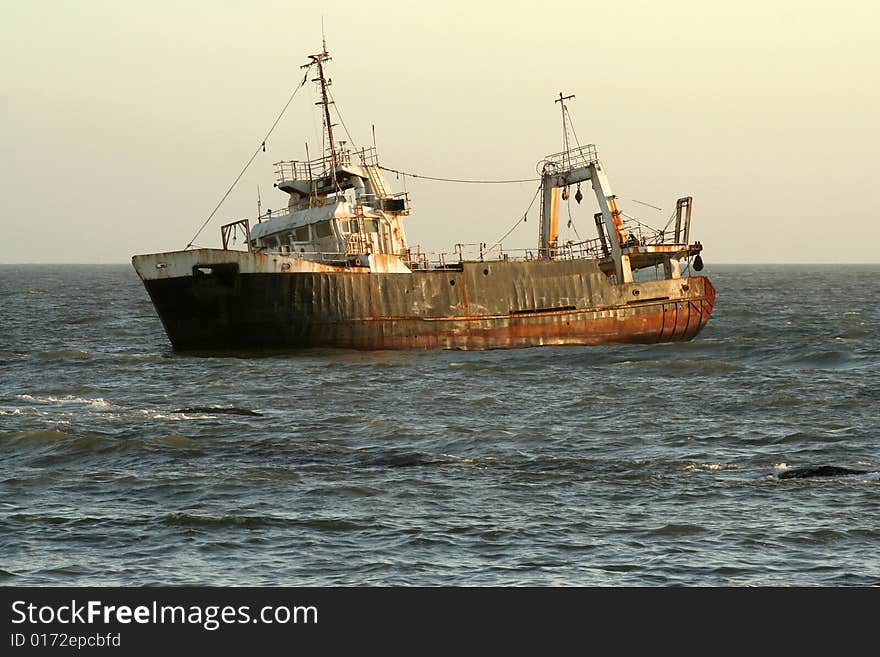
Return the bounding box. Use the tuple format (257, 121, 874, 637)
(2, 0, 879, 264)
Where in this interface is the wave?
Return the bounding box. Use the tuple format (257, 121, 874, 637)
(0, 429, 127, 456)
(6, 513, 117, 526)
(351, 450, 731, 477)
(149, 434, 201, 447)
(96, 352, 170, 364)
(447, 361, 511, 374)
(776, 465, 876, 480)
(363, 450, 447, 467)
(14, 394, 116, 409)
(783, 350, 856, 369)
(30, 350, 169, 364)
(160, 513, 365, 532)
(7, 395, 261, 422)
(648, 523, 708, 536)
(239, 467, 302, 482)
(171, 406, 261, 417)
(138, 411, 216, 421)
(35, 349, 91, 360)
(681, 462, 739, 473)
(0, 428, 84, 445)
(610, 358, 746, 372)
(770, 430, 828, 444)
(0, 429, 203, 453)
(33, 565, 91, 577)
(772, 463, 878, 480)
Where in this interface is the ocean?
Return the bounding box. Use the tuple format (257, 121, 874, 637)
(1, 264, 878, 586)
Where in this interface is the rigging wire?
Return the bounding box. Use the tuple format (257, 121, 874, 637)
(627, 198, 663, 212)
(562, 103, 668, 233)
(377, 165, 539, 185)
(564, 105, 582, 149)
(328, 86, 531, 198)
(185, 65, 314, 250)
(490, 182, 543, 245)
(326, 87, 361, 153)
(619, 210, 664, 232)
(561, 104, 571, 170)
(565, 196, 582, 241)
(659, 209, 679, 235)
(561, 104, 670, 232)
(325, 86, 362, 196)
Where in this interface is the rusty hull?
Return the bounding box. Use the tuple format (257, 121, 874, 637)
(139, 256, 715, 351)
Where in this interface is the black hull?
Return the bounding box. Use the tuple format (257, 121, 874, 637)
(138, 258, 715, 351)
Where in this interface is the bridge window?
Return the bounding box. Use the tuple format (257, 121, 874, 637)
(363, 219, 379, 233)
(293, 225, 311, 242)
(315, 220, 333, 238)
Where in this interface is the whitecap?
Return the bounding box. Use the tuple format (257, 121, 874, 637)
(14, 394, 117, 410)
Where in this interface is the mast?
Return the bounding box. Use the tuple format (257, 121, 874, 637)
(307, 40, 338, 187)
(557, 92, 574, 169)
(539, 93, 575, 259)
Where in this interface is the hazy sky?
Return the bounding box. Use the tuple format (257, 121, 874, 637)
(2, 0, 878, 263)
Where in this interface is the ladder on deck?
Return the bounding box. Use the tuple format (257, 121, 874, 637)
(363, 165, 390, 200)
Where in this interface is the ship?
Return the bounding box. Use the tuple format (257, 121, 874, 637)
(132, 46, 715, 351)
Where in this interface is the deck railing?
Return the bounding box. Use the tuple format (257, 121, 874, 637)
(241, 239, 613, 270)
(274, 146, 380, 185)
(403, 237, 610, 270)
(540, 144, 599, 174)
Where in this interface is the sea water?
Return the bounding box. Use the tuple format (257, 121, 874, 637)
(1, 264, 878, 585)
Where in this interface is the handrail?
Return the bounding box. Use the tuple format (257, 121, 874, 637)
(252, 190, 411, 225)
(249, 241, 615, 270)
(403, 239, 611, 270)
(540, 144, 599, 173)
(274, 146, 380, 184)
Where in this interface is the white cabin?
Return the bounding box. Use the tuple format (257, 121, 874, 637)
(248, 146, 410, 266)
